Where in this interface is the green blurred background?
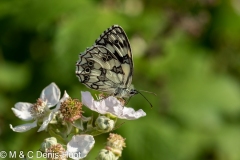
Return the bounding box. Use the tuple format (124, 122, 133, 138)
(1, 0, 240, 159)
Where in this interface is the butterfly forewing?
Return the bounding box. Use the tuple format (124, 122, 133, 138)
(76, 25, 135, 98)
(94, 25, 133, 88)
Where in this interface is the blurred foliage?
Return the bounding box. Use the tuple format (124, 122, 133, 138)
(1, 0, 240, 160)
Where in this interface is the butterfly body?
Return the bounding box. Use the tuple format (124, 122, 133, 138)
(76, 25, 137, 98)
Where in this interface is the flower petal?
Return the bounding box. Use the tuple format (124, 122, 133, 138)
(67, 135, 95, 159)
(37, 112, 54, 132)
(40, 83, 60, 107)
(55, 90, 69, 111)
(12, 102, 34, 121)
(81, 91, 108, 114)
(120, 107, 146, 119)
(10, 120, 37, 132)
(81, 91, 146, 120)
(105, 96, 146, 119)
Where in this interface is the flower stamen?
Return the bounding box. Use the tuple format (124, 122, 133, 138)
(105, 133, 126, 157)
(46, 144, 67, 160)
(30, 98, 47, 119)
(60, 98, 83, 122)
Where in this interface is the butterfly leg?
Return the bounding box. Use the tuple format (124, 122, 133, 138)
(97, 93, 110, 101)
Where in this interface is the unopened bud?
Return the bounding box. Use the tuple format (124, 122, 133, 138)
(95, 116, 115, 132)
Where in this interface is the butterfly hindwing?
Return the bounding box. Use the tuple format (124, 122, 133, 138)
(76, 45, 126, 94)
(94, 25, 133, 88)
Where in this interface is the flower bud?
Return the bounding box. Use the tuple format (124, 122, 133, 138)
(40, 137, 67, 160)
(95, 116, 115, 132)
(96, 149, 117, 160)
(40, 137, 58, 152)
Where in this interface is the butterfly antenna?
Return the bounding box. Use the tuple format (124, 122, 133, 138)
(136, 90, 153, 108)
(138, 90, 157, 96)
(113, 121, 126, 131)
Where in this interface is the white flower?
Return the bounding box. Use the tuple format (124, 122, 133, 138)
(67, 135, 95, 160)
(81, 91, 146, 120)
(10, 83, 62, 132)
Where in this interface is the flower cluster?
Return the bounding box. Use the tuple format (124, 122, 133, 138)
(96, 133, 126, 160)
(10, 83, 146, 159)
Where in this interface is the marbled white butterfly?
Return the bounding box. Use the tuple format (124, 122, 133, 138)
(75, 25, 138, 99)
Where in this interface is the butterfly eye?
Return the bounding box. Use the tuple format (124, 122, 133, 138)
(114, 40, 119, 44)
(130, 90, 137, 95)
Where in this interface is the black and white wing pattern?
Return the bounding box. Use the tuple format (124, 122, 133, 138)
(94, 25, 133, 88)
(76, 25, 137, 98)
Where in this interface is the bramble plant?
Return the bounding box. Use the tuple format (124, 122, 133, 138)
(10, 83, 146, 160)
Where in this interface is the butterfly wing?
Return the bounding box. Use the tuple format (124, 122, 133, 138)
(76, 45, 125, 94)
(94, 25, 133, 88)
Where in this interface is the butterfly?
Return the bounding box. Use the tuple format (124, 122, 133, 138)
(75, 25, 138, 99)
